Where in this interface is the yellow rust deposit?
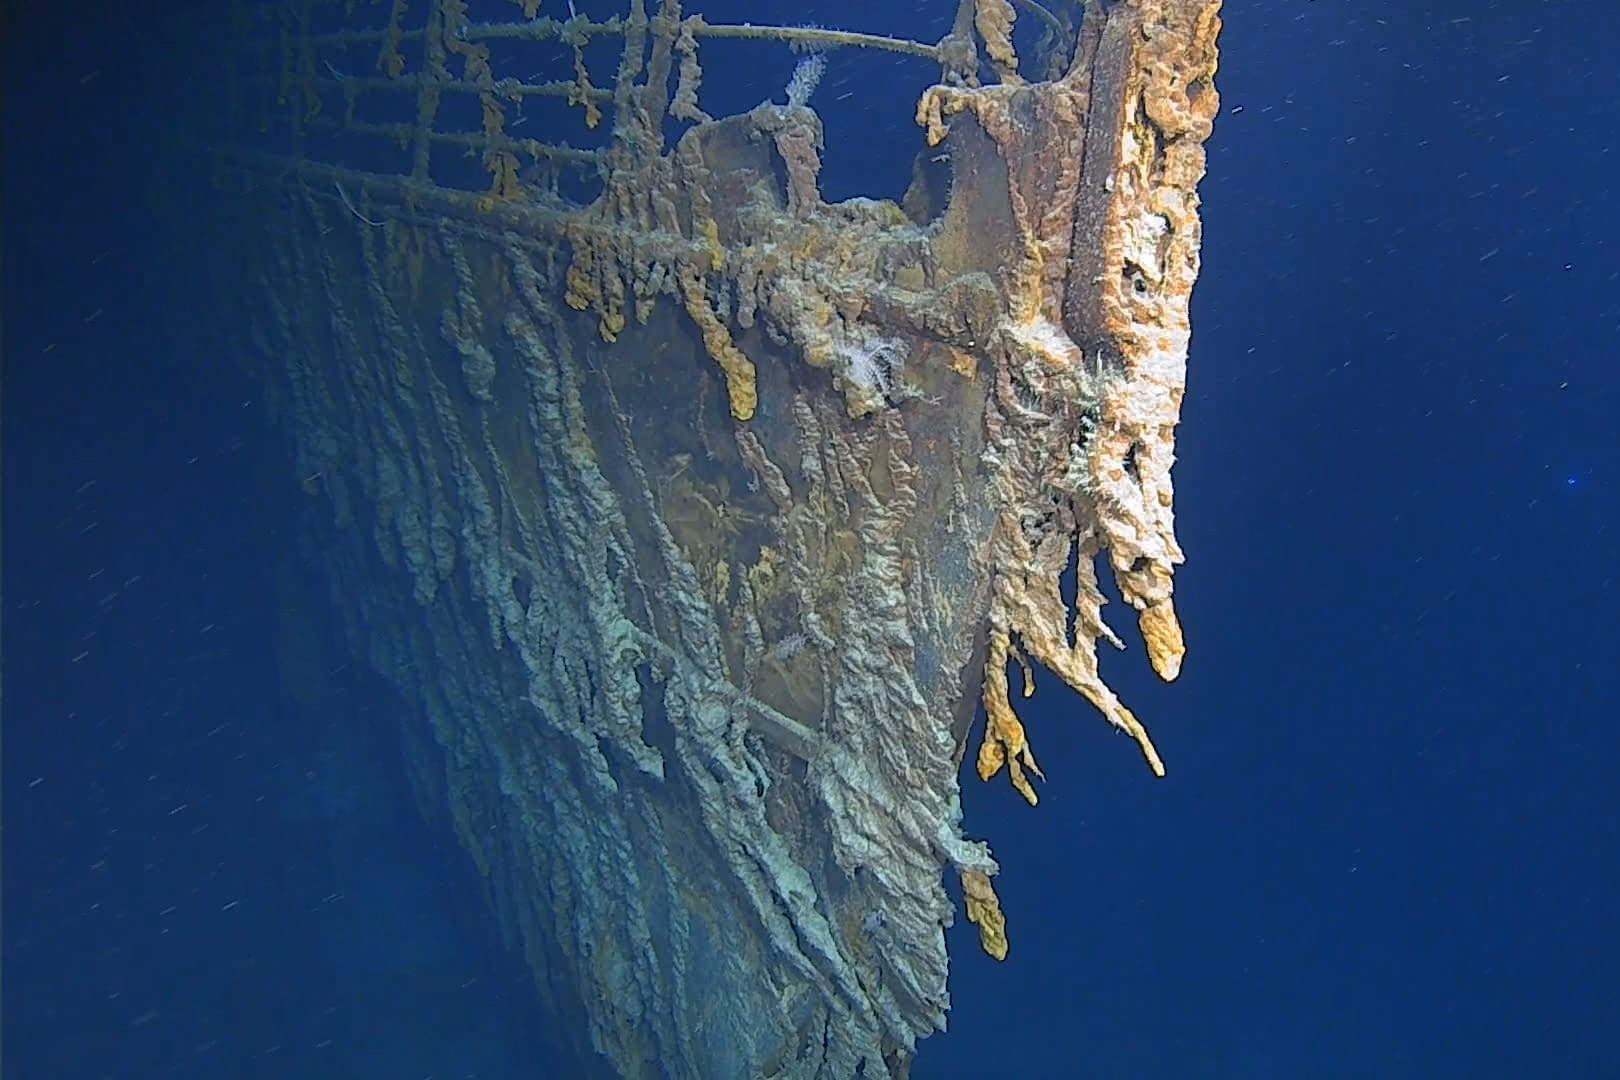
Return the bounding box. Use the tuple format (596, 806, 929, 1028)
(961, 868, 1010, 961)
(675, 264, 757, 421)
(973, 0, 1023, 86)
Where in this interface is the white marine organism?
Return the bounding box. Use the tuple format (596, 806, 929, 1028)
(839, 329, 908, 404)
(784, 52, 826, 108)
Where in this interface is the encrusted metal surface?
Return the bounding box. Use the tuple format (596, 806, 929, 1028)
(205, 0, 1223, 1074)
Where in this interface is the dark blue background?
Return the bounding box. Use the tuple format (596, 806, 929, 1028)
(6, 1, 1616, 1076)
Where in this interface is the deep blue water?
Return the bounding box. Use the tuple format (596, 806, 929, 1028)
(6, 1, 1616, 1077)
